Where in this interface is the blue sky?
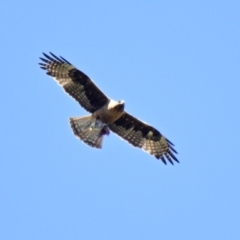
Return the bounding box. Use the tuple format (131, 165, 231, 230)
(1, 1, 240, 239)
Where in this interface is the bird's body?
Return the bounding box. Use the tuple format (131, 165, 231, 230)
(39, 52, 178, 164)
(92, 99, 125, 124)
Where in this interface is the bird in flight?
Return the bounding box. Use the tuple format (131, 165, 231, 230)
(39, 53, 178, 165)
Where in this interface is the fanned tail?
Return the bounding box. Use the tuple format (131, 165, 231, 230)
(69, 116, 110, 149)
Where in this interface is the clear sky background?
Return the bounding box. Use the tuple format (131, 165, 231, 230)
(1, 1, 240, 239)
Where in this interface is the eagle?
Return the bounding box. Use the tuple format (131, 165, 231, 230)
(39, 53, 178, 165)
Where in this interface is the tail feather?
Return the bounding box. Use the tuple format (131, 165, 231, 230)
(69, 116, 109, 149)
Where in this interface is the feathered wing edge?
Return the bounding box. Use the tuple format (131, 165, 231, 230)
(39, 52, 109, 113)
(109, 112, 178, 165)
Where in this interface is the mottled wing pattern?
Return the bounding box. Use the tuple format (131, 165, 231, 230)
(39, 52, 109, 113)
(109, 112, 178, 164)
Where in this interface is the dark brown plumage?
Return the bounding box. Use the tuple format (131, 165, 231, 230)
(39, 52, 178, 165)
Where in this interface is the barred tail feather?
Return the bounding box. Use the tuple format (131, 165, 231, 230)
(69, 116, 109, 149)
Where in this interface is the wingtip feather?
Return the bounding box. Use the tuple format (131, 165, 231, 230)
(49, 52, 65, 63)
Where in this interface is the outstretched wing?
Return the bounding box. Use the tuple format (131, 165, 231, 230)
(39, 52, 109, 113)
(109, 112, 178, 165)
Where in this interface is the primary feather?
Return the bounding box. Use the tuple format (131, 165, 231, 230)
(39, 52, 178, 165)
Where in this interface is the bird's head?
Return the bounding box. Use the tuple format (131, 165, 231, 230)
(108, 99, 125, 112)
(117, 100, 125, 111)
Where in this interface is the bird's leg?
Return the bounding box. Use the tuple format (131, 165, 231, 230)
(100, 125, 110, 136)
(93, 125, 110, 146)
